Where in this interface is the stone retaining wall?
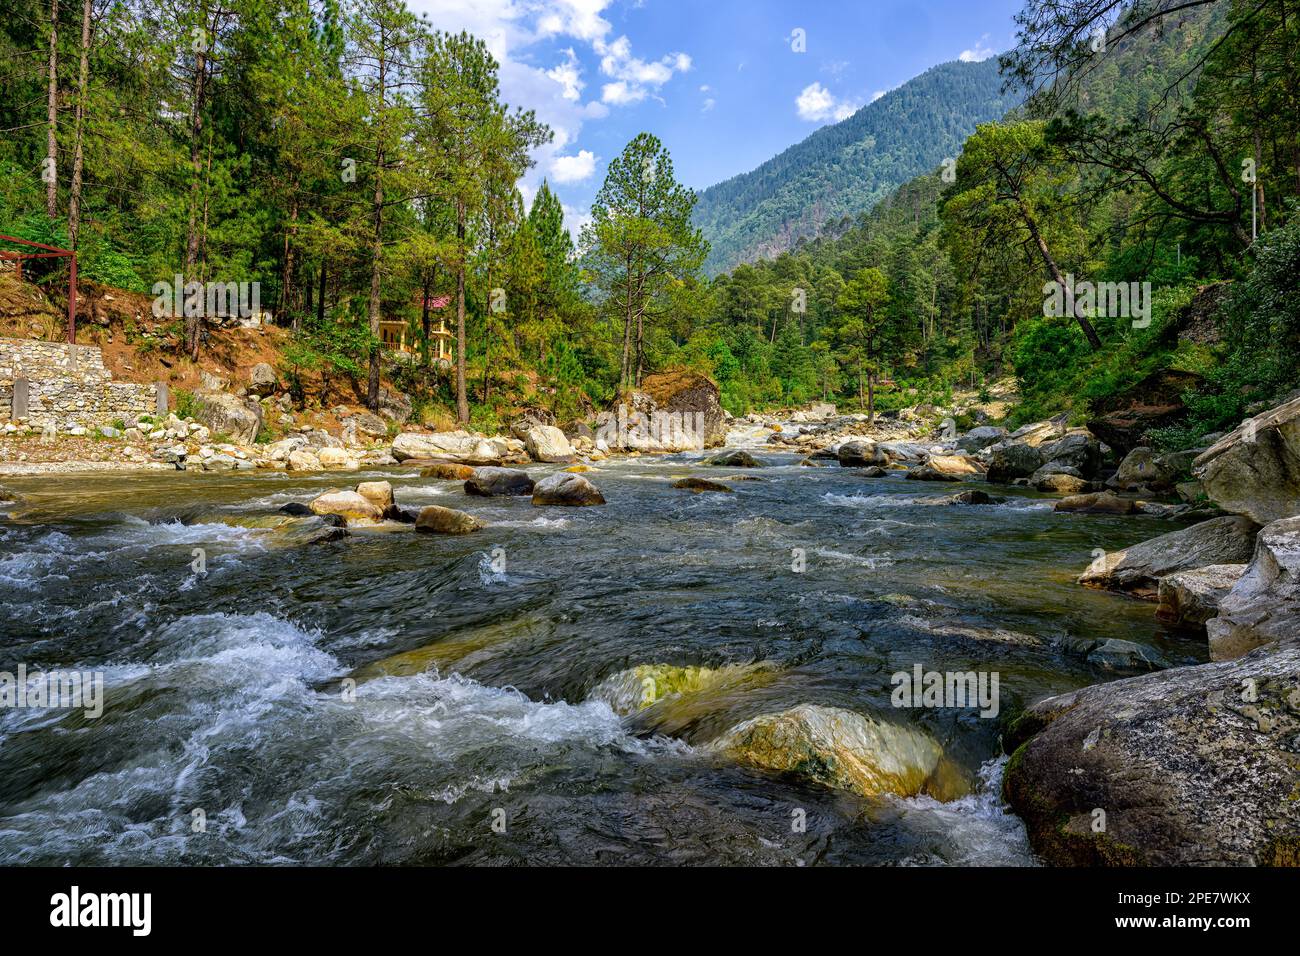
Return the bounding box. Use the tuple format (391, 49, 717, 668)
(0, 338, 163, 428)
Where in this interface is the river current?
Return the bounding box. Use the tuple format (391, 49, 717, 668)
(0, 433, 1204, 865)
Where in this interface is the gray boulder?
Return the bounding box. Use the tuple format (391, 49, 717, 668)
(1207, 516, 1300, 661)
(532, 472, 605, 506)
(838, 439, 888, 467)
(1157, 564, 1247, 629)
(1078, 515, 1259, 597)
(464, 467, 535, 497)
(1003, 642, 1300, 865)
(986, 441, 1044, 483)
(191, 390, 263, 444)
(956, 425, 1007, 453)
(1192, 395, 1300, 524)
(1038, 431, 1102, 478)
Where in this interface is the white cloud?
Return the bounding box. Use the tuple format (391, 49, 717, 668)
(702, 97, 715, 113)
(795, 82, 860, 123)
(550, 149, 598, 183)
(546, 48, 584, 101)
(594, 34, 691, 104)
(959, 35, 995, 62)
(871, 89, 887, 103)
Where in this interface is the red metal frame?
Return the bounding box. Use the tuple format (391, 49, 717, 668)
(0, 233, 77, 344)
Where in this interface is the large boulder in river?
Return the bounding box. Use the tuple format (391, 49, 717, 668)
(191, 390, 263, 444)
(985, 441, 1043, 483)
(1054, 491, 1136, 515)
(414, 505, 483, 535)
(464, 466, 535, 497)
(391, 431, 525, 465)
(907, 453, 985, 481)
(1037, 431, 1102, 479)
(838, 439, 888, 467)
(1206, 516, 1300, 661)
(708, 704, 961, 800)
(1032, 471, 1090, 494)
(531, 472, 605, 506)
(595, 370, 727, 452)
(523, 425, 575, 463)
(956, 425, 1007, 453)
(1107, 446, 1199, 493)
(309, 489, 384, 524)
(355, 480, 395, 512)
(1191, 394, 1300, 525)
(1078, 515, 1259, 597)
(1002, 642, 1300, 865)
(1156, 564, 1247, 629)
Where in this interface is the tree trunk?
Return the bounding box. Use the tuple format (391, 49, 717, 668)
(317, 257, 326, 327)
(283, 195, 299, 331)
(184, 34, 207, 360)
(45, 0, 58, 219)
(366, 144, 383, 411)
(66, 0, 91, 251)
(635, 308, 644, 387)
(455, 201, 469, 424)
(620, 255, 633, 389)
(1017, 197, 1102, 349)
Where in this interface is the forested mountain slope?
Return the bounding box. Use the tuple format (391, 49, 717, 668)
(693, 58, 1021, 275)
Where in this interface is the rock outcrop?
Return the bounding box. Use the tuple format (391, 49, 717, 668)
(593, 371, 727, 452)
(191, 390, 263, 445)
(1156, 564, 1247, 629)
(1078, 515, 1259, 597)
(1207, 516, 1300, 661)
(907, 453, 986, 482)
(1192, 395, 1300, 525)
(838, 439, 888, 467)
(1003, 643, 1300, 865)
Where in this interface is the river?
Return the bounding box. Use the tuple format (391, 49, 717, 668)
(0, 434, 1205, 865)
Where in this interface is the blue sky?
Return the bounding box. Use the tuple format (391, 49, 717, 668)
(407, 0, 1026, 234)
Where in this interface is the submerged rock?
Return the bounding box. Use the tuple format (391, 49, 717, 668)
(1054, 491, 1136, 515)
(590, 662, 768, 716)
(705, 450, 764, 468)
(1156, 564, 1247, 629)
(1192, 395, 1300, 524)
(464, 467, 535, 497)
(1003, 642, 1300, 865)
(672, 477, 732, 493)
(1207, 516, 1300, 661)
(420, 462, 476, 480)
(414, 505, 484, 535)
(1078, 515, 1259, 597)
(531, 472, 605, 506)
(708, 704, 961, 800)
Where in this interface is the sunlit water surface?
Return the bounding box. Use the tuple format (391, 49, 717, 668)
(0, 443, 1202, 865)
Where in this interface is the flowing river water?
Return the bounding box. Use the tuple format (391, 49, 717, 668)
(0, 432, 1206, 865)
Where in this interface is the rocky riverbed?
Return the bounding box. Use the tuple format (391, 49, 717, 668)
(0, 386, 1296, 866)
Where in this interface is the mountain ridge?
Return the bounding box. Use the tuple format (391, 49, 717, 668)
(694, 57, 1023, 275)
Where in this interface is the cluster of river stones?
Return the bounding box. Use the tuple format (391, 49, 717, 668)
(255, 393, 1300, 866)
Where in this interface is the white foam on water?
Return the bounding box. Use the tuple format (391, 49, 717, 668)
(813, 547, 894, 570)
(890, 757, 1038, 866)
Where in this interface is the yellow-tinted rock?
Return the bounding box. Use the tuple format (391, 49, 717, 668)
(709, 704, 951, 799)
